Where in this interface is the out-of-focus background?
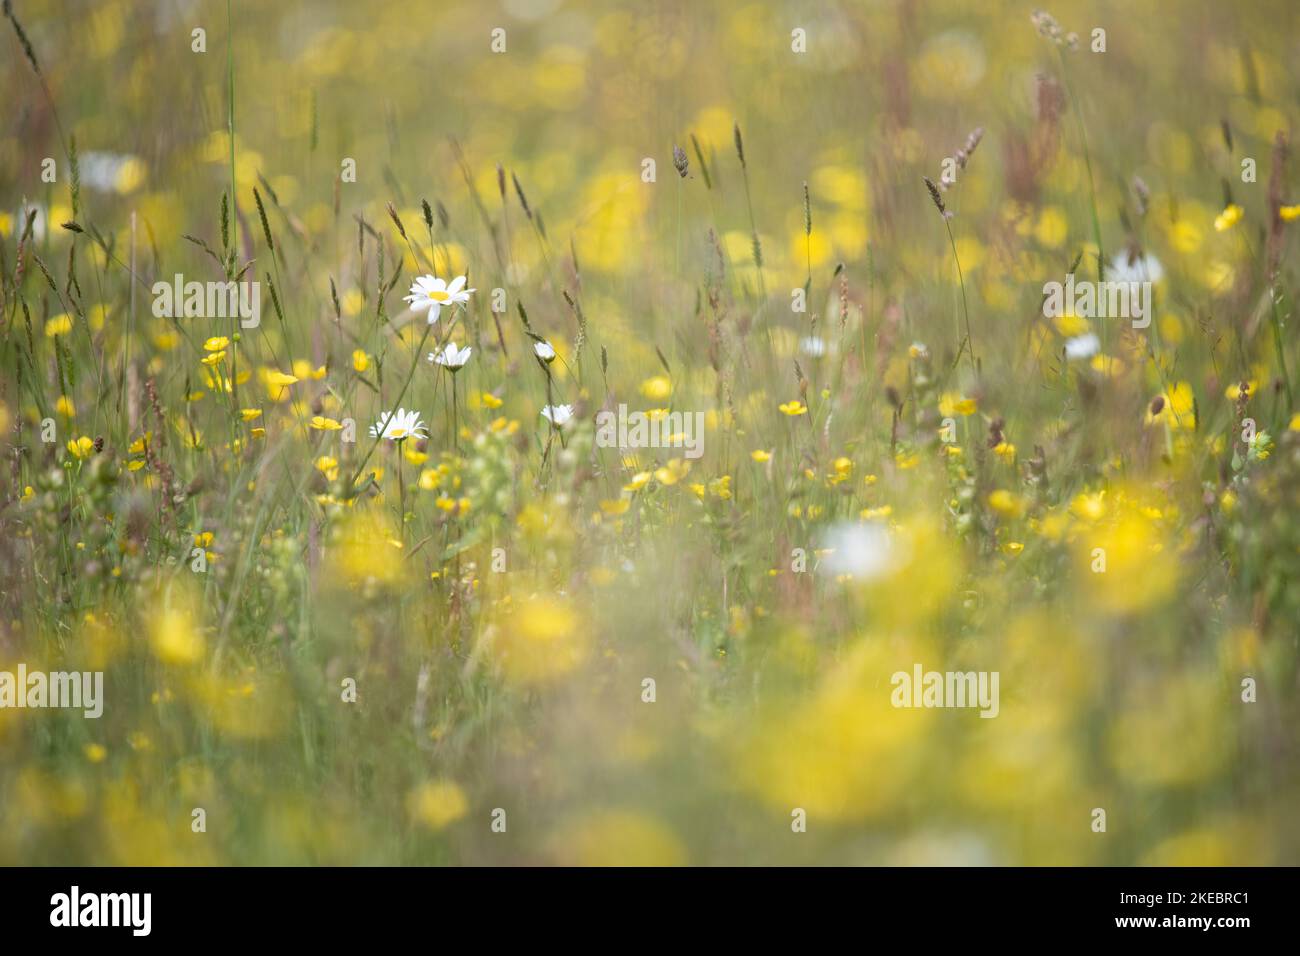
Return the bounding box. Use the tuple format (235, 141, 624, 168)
(2, 0, 1299, 865)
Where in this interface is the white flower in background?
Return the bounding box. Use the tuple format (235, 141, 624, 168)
(404, 275, 474, 324)
(800, 336, 828, 357)
(540, 404, 573, 427)
(17, 202, 50, 242)
(1108, 252, 1163, 285)
(430, 342, 472, 371)
(369, 407, 428, 441)
(79, 151, 146, 193)
(821, 522, 895, 581)
(1064, 332, 1100, 361)
(533, 340, 556, 363)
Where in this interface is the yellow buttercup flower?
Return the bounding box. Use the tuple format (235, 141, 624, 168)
(939, 393, 977, 417)
(654, 459, 691, 486)
(265, 370, 299, 401)
(67, 435, 95, 459)
(779, 400, 808, 416)
(1214, 203, 1243, 232)
(1052, 313, 1090, 337)
(292, 360, 327, 381)
(1071, 490, 1107, 522)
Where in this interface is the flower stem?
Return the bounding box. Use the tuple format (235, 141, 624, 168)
(397, 445, 406, 543)
(346, 321, 434, 494)
(945, 218, 977, 375)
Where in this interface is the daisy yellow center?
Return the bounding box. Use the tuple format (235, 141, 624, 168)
(426, 291, 450, 302)
(391, 428, 407, 438)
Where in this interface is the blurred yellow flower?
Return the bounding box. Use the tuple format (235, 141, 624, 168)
(939, 393, 977, 417)
(654, 459, 690, 486)
(407, 780, 469, 831)
(987, 489, 1023, 519)
(1078, 512, 1179, 614)
(316, 455, 339, 480)
(640, 375, 672, 401)
(1070, 491, 1107, 522)
(325, 509, 408, 588)
(150, 603, 206, 665)
(1225, 380, 1256, 401)
(491, 596, 587, 685)
(550, 810, 686, 866)
(1213, 203, 1243, 231)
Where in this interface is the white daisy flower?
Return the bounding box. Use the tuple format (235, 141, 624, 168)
(533, 340, 556, 363)
(403, 274, 475, 325)
(540, 404, 573, 427)
(1064, 332, 1100, 361)
(369, 407, 428, 441)
(430, 342, 472, 370)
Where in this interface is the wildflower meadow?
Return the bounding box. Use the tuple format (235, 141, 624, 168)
(2, 0, 1299, 871)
